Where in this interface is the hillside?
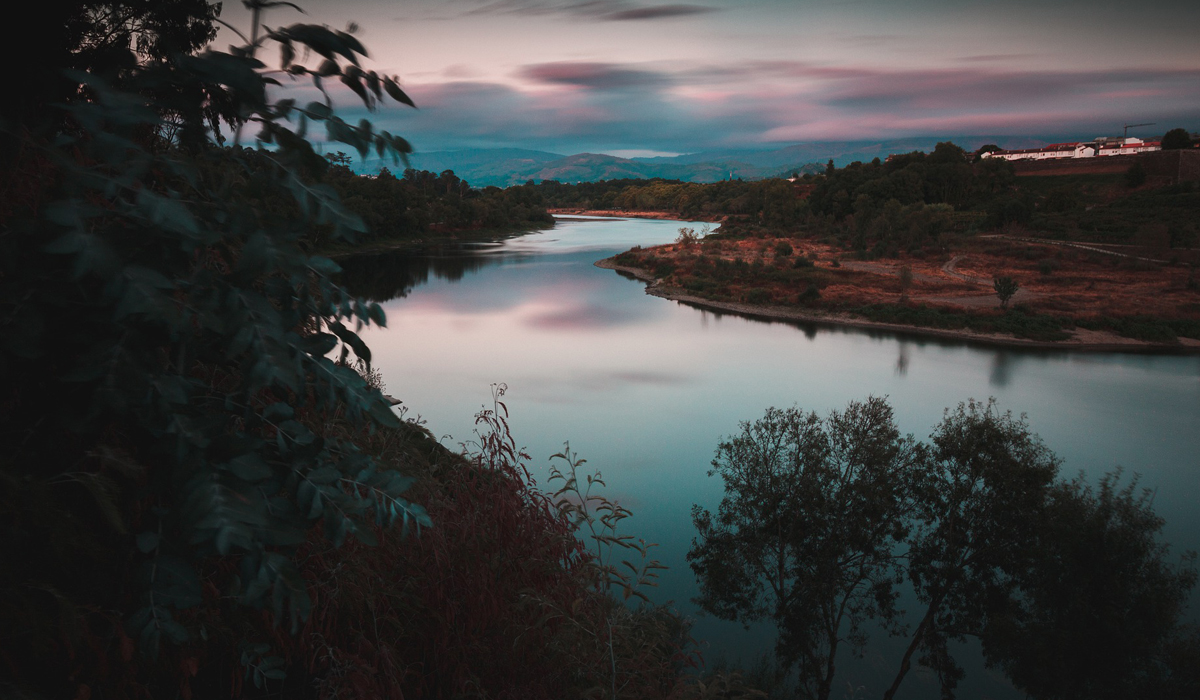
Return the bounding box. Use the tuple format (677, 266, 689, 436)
(392, 137, 1049, 187)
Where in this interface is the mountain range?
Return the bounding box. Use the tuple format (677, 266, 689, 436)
(367, 136, 1049, 187)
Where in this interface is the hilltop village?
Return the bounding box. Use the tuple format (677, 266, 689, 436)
(981, 133, 1198, 162)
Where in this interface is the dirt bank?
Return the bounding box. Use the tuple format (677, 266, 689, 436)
(595, 257, 1200, 353)
(550, 209, 723, 222)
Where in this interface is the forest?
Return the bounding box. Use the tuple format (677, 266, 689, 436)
(538, 143, 1199, 257)
(323, 158, 552, 250)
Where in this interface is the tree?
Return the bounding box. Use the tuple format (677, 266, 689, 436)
(1162, 128, 1193, 150)
(983, 470, 1199, 700)
(898, 265, 914, 296)
(974, 144, 1001, 162)
(993, 275, 1019, 309)
(692, 399, 1198, 700)
(883, 400, 1061, 700)
(1, 0, 423, 692)
(1126, 160, 1148, 188)
(689, 398, 919, 700)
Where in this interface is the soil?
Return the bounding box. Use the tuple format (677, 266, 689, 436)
(550, 208, 724, 222)
(597, 234, 1200, 352)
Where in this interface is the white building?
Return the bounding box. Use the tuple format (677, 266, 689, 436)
(981, 137, 1162, 161)
(1095, 137, 1161, 156)
(982, 142, 1096, 161)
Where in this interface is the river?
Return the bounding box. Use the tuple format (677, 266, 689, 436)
(344, 216, 1200, 698)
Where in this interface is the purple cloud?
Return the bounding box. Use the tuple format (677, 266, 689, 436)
(606, 4, 716, 20)
(464, 0, 717, 21)
(519, 62, 670, 90)
(285, 57, 1200, 155)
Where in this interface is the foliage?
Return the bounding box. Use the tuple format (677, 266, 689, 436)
(689, 399, 919, 700)
(1126, 161, 1148, 188)
(248, 387, 695, 700)
(849, 304, 1070, 341)
(533, 177, 807, 228)
(321, 163, 552, 250)
(677, 226, 704, 245)
(993, 275, 1019, 309)
(0, 0, 430, 694)
(983, 470, 1199, 700)
(693, 398, 1198, 700)
(1161, 128, 1193, 150)
(548, 440, 694, 699)
(883, 400, 1062, 699)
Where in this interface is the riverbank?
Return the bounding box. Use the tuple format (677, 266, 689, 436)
(595, 257, 1200, 353)
(549, 208, 723, 222)
(321, 221, 555, 258)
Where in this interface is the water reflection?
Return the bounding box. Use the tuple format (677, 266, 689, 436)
(990, 350, 1012, 387)
(337, 245, 508, 302)
(355, 216, 1200, 700)
(895, 341, 910, 376)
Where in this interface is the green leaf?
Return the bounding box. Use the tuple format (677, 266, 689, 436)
(228, 453, 272, 482)
(137, 532, 160, 553)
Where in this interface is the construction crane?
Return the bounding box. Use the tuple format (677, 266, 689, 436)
(1123, 122, 1156, 138)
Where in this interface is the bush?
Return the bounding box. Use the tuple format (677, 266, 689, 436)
(745, 288, 771, 304)
(774, 241, 794, 257)
(1125, 161, 1148, 188)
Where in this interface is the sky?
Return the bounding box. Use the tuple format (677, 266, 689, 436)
(218, 0, 1200, 156)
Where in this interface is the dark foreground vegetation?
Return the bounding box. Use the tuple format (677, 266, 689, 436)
(0, 2, 683, 699)
(691, 398, 1200, 700)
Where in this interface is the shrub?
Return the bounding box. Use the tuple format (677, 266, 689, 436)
(746, 288, 772, 305)
(1125, 161, 1147, 188)
(774, 241, 794, 257)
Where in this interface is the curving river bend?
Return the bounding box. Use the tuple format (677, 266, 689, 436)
(344, 216, 1200, 698)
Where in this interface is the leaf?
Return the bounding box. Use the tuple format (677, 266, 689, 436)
(328, 321, 370, 363)
(304, 101, 333, 120)
(137, 532, 160, 553)
(383, 77, 416, 108)
(316, 58, 340, 77)
(227, 453, 272, 482)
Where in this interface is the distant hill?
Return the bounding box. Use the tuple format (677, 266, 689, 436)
(369, 136, 1051, 187)
(393, 151, 824, 187)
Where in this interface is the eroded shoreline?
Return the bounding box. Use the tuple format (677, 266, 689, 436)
(595, 257, 1200, 354)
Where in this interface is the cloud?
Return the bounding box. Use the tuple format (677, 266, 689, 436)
(519, 62, 671, 90)
(463, 0, 717, 21)
(290, 59, 1200, 155)
(605, 4, 716, 20)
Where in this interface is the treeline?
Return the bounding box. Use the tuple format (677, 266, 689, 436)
(532, 142, 1199, 256)
(531, 177, 806, 227)
(324, 160, 552, 248)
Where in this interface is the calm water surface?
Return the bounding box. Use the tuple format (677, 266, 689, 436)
(346, 217, 1200, 698)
